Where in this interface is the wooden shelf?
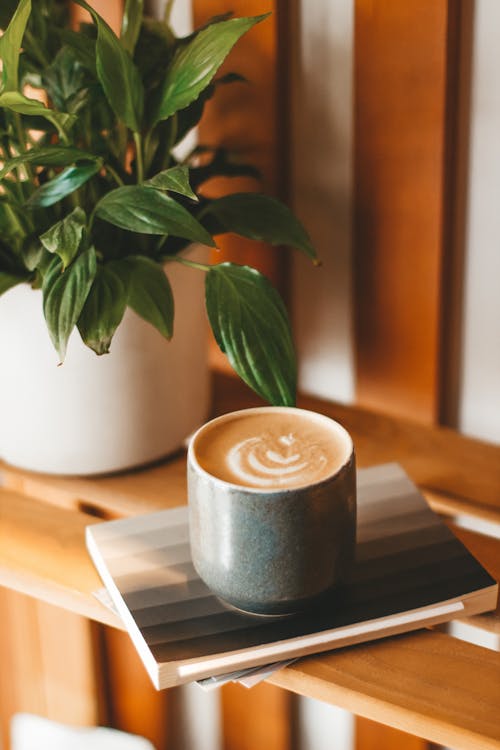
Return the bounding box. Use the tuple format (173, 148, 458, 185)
(1, 372, 499, 750)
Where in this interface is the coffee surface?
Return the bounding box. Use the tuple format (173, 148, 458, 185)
(193, 410, 349, 489)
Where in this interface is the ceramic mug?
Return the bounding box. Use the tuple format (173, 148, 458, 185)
(187, 406, 356, 615)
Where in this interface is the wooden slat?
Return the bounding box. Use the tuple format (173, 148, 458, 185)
(0, 589, 45, 750)
(437, 0, 474, 428)
(356, 718, 427, 750)
(221, 682, 293, 750)
(192, 0, 288, 374)
(0, 457, 188, 519)
(353, 0, 459, 424)
(353, 518, 500, 750)
(0, 487, 122, 628)
(102, 627, 173, 749)
(192, 0, 286, 289)
(0, 589, 104, 750)
(269, 629, 500, 750)
(71, 0, 123, 30)
(34, 601, 104, 724)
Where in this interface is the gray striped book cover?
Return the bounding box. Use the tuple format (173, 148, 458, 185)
(86, 464, 497, 689)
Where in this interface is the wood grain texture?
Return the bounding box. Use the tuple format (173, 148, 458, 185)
(34, 601, 104, 725)
(102, 627, 173, 749)
(71, 0, 123, 31)
(192, 0, 286, 288)
(269, 630, 500, 750)
(0, 487, 123, 628)
(192, 0, 289, 375)
(0, 589, 45, 750)
(0, 589, 103, 750)
(221, 682, 293, 750)
(353, 0, 459, 424)
(355, 717, 427, 750)
(437, 0, 474, 428)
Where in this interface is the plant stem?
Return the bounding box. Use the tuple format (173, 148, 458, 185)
(171, 255, 211, 272)
(105, 164, 125, 187)
(13, 114, 34, 182)
(165, 114, 178, 169)
(1, 135, 24, 203)
(133, 131, 144, 183)
(88, 206, 97, 235)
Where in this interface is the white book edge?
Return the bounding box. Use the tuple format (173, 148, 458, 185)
(168, 600, 465, 686)
(86, 529, 161, 689)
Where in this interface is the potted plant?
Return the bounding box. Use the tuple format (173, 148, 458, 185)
(0, 0, 317, 475)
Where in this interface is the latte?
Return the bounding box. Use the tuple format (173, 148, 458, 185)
(192, 408, 352, 490)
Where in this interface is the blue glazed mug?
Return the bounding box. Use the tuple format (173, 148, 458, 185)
(187, 407, 356, 615)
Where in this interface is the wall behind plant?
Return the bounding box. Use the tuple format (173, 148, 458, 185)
(290, 0, 355, 407)
(458, 0, 500, 445)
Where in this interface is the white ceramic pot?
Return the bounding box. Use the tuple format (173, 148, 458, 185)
(0, 248, 211, 475)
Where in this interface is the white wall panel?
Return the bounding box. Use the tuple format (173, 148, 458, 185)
(298, 698, 354, 750)
(459, 0, 500, 444)
(291, 1, 355, 404)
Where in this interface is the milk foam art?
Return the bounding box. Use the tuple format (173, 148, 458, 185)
(226, 432, 329, 488)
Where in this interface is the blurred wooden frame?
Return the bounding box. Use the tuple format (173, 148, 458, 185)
(353, 0, 473, 428)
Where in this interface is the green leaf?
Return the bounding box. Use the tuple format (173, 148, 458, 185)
(0, 146, 98, 179)
(95, 186, 215, 246)
(42, 46, 88, 112)
(78, 264, 128, 354)
(21, 237, 44, 272)
(154, 14, 267, 123)
(145, 165, 198, 200)
(201, 193, 317, 260)
(0, 270, 27, 296)
(73, 0, 143, 132)
(205, 262, 296, 406)
(42, 246, 97, 362)
(26, 162, 101, 208)
(57, 29, 96, 75)
(0, 92, 75, 139)
(0, 198, 26, 250)
(0, 0, 31, 92)
(121, 0, 143, 55)
(40, 207, 86, 269)
(112, 256, 173, 339)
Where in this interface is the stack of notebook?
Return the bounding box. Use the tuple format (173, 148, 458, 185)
(86, 463, 497, 690)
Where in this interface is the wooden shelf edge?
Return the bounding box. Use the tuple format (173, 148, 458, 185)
(0, 565, 124, 630)
(268, 631, 500, 750)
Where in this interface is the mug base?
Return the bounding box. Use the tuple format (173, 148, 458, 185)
(216, 586, 338, 618)
(218, 597, 298, 619)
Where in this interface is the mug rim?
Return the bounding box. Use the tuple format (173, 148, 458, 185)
(188, 405, 354, 494)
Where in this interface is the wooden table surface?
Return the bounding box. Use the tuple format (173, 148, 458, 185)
(1, 373, 499, 750)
